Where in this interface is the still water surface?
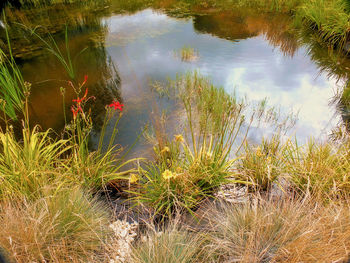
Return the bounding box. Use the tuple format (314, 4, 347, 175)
(3, 5, 346, 154)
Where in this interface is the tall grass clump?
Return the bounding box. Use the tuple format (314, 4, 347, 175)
(0, 46, 26, 121)
(131, 221, 205, 263)
(273, 200, 350, 262)
(0, 185, 111, 262)
(295, 0, 350, 49)
(206, 198, 311, 262)
(174, 45, 199, 62)
(203, 197, 350, 262)
(133, 73, 250, 217)
(284, 139, 350, 198)
(133, 72, 288, 217)
(237, 135, 286, 191)
(0, 126, 70, 199)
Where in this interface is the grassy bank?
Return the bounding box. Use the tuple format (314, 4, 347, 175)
(1, 67, 350, 262)
(111, 0, 350, 52)
(1, 1, 350, 262)
(193, 0, 350, 51)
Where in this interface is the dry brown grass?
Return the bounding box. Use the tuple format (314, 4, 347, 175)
(131, 219, 206, 263)
(0, 185, 111, 263)
(274, 200, 350, 262)
(204, 197, 350, 263)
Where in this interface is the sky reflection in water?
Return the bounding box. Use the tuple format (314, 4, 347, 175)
(102, 9, 341, 148)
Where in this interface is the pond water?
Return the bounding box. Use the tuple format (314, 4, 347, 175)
(1, 2, 348, 156)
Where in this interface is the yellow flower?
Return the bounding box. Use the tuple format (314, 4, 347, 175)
(162, 169, 177, 180)
(160, 146, 170, 154)
(267, 156, 272, 163)
(174, 134, 184, 143)
(129, 174, 139, 184)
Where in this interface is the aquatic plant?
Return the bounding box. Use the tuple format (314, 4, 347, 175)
(66, 77, 138, 190)
(237, 135, 286, 191)
(174, 45, 199, 62)
(133, 73, 252, 217)
(26, 25, 77, 80)
(0, 21, 27, 121)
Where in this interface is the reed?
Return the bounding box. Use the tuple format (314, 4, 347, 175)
(0, 20, 26, 121)
(175, 45, 199, 62)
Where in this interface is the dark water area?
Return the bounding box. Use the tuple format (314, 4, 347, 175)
(1, 1, 349, 156)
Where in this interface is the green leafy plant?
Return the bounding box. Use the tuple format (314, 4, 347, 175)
(0, 126, 70, 199)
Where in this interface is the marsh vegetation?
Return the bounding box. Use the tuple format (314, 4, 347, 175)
(1, 0, 350, 262)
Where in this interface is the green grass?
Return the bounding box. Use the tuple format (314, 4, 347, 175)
(133, 73, 251, 217)
(17, 0, 110, 8)
(285, 139, 350, 198)
(0, 126, 70, 199)
(237, 135, 286, 190)
(0, 27, 26, 121)
(295, 0, 350, 49)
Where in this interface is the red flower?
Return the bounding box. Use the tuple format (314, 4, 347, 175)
(71, 105, 83, 119)
(71, 106, 78, 119)
(108, 100, 124, 111)
(72, 88, 89, 105)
